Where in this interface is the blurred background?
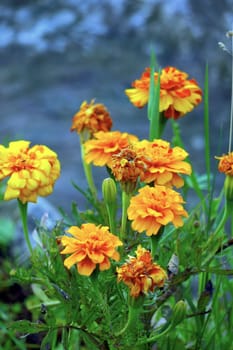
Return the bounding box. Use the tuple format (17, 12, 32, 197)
(0, 0, 233, 215)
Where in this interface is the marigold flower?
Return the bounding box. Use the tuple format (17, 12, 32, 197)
(134, 139, 191, 187)
(60, 223, 123, 276)
(217, 152, 233, 176)
(71, 99, 112, 137)
(216, 152, 233, 201)
(109, 146, 146, 193)
(84, 131, 138, 166)
(125, 66, 202, 119)
(0, 140, 60, 203)
(117, 245, 167, 297)
(127, 185, 188, 236)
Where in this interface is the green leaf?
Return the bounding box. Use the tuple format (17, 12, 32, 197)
(204, 62, 211, 192)
(40, 329, 57, 350)
(148, 51, 162, 140)
(8, 320, 48, 334)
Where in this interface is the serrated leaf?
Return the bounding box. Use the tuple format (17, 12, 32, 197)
(8, 320, 49, 334)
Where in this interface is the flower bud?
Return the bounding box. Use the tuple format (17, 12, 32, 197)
(102, 178, 117, 207)
(170, 300, 186, 327)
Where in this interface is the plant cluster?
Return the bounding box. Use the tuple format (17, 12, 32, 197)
(1, 45, 233, 350)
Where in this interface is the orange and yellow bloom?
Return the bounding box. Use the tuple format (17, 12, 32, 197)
(117, 245, 167, 297)
(0, 140, 60, 203)
(60, 223, 123, 276)
(71, 99, 112, 137)
(217, 152, 233, 176)
(125, 66, 202, 119)
(84, 131, 138, 166)
(134, 139, 191, 187)
(127, 185, 188, 236)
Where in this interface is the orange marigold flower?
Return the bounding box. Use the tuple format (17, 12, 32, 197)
(71, 99, 112, 137)
(0, 140, 60, 203)
(109, 146, 146, 193)
(117, 245, 167, 297)
(127, 185, 188, 236)
(60, 223, 123, 276)
(134, 139, 191, 188)
(84, 131, 138, 166)
(216, 152, 233, 201)
(125, 66, 202, 119)
(217, 153, 233, 176)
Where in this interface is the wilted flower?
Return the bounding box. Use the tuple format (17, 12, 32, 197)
(0, 140, 60, 203)
(109, 146, 146, 193)
(84, 131, 138, 166)
(117, 245, 167, 297)
(60, 223, 123, 276)
(127, 185, 188, 236)
(125, 66, 202, 119)
(134, 139, 191, 187)
(216, 152, 233, 201)
(71, 99, 112, 137)
(217, 152, 233, 176)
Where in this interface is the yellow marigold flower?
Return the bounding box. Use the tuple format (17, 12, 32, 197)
(60, 223, 123, 276)
(109, 146, 146, 193)
(125, 66, 202, 119)
(84, 131, 138, 166)
(71, 99, 112, 136)
(127, 185, 188, 236)
(134, 139, 191, 188)
(0, 140, 60, 203)
(117, 245, 167, 297)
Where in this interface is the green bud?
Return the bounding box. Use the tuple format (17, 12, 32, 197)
(170, 300, 186, 327)
(102, 178, 117, 206)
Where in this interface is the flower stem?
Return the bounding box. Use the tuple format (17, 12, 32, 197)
(214, 199, 233, 236)
(150, 227, 163, 258)
(115, 296, 143, 337)
(106, 205, 116, 233)
(17, 199, 33, 255)
(80, 137, 97, 197)
(120, 191, 131, 241)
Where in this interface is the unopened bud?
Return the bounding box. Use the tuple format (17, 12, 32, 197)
(170, 300, 186, 327)
(102, 178, 117, 206)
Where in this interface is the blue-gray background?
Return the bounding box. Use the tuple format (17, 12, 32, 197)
(0, 0, 232, 213)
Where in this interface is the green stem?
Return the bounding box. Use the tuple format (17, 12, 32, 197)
(214, 200, 232, 235)
(115, 296, 143, 337)
(150, 227, 164, 258)
(106, 205, 116, 233)
(17, 199, 33, 255)
(120, 191, 131, 241)
(80, 137, 97, 197)
(137, 323, 173, 345)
